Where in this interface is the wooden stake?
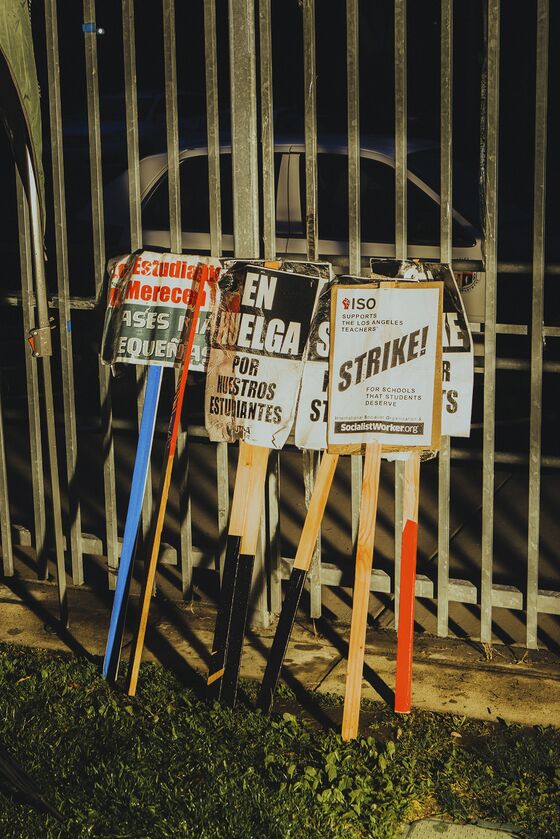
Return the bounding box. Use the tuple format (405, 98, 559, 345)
(341, 442, 382, 741)
(207, 441, 256, 699)
(394, 451, 421, 713)
(219, 444, 269, 706)
(125, 265, 208, 697)
(256, 451, 338, 713)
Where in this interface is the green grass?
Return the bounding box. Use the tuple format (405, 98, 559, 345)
(0, 643, 558, 838)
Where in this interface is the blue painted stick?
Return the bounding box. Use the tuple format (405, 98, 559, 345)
(102, 364, 163, 682)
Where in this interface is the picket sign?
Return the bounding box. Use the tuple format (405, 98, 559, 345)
(394, 451, 421, 713)
(101, 252, 222, 371)
(206, 260, 282, 703)
(256, 451, 339, 713)
(125, 264, 208, 696)
(205, 261, 323, 706)
(102, 253, 219, 683)
(341, 442, 382, 740)
(326, 280, 442, 734)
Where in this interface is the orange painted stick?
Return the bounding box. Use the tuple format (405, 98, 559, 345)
(394, 452, 421, 713)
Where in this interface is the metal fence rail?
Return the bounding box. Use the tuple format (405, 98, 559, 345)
(1, 0, 559, 650)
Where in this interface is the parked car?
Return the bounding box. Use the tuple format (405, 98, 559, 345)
(105, 137, 482, 260)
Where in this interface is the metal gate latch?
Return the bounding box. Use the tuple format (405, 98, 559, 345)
(28, 321, 55, 358)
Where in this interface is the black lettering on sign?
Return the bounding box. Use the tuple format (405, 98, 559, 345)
(337, 326, 429, 391)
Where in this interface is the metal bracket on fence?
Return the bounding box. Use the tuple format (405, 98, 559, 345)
(27, 321, 55, 357)
(82, 23, 105, 35)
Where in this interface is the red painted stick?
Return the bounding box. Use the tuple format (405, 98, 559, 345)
(394, 452, 420, 713)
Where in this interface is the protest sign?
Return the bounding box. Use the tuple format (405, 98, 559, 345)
(204, 264, 322, 449)
(296, 264, 472, 450)
(327, 282, 443, 452)
(205, 261, 324, 706)
(101, 251, 221, 372)
(294, 282, 332, 450)
(370, 259, 474, 436)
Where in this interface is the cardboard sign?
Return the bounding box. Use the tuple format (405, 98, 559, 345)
(370, 259, 474, 437)
(101, 251, 221, 371)
(204, 264, 321, 448)
(296, 265, 473, 450)
(328, 283, 443, 452)
(294, 282, 332, 451)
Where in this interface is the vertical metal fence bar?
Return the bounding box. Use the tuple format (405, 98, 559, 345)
(437, 0, 453, 637)
(527, 0, 549, 649)
(45, 0, 84, 584)
(393, 0, 408, 628)
(480, 0, 500, 644)
(204, 0, 223, 257)
(302, 0, 322, 618)
(228, 0, 260, 258)
(122, 0, 153, 542)
(394, 0, 407, 260)
(267, 454, 282, 615)
(302, 449, 321, 618)
(16, 172, 47, 579)
(216, 441, 229, 579)
(163, 0, 181, 256)
(0, 379, 13, 576)
(347, 0, 363, 565)
(351, 455, 363, 550)
(259, 0, 282, 615)
(204, 0, 227, 582)
(259, 0, 275, 260)
(162, 0, 192, 596)
(26, 149, 68, 626)
(347, 0, 360, 276)
(303, 0, 318, 263)
(83, 0, 119, 589)
(228, 0, 266, 626)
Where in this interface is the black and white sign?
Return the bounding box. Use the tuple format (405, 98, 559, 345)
(101, 251, 222, 371)
(328, 283, 442, 450)
(205, 264, 321, 448)
(294, 282, 332, 450)
(371, 259, 474, 437)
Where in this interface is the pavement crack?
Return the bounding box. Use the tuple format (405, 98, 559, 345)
(311, 653, 344, 692)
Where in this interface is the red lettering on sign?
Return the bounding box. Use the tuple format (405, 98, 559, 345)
(127, 280, 140, 299)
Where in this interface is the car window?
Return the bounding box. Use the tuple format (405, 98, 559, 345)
(142, 154, 233, 235)
(142, 152, 284, 238)
(300, 153, 475, 247)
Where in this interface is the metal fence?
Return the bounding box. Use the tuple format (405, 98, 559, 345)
(1, 0, 559, 650)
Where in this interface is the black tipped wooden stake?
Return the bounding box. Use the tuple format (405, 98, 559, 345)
(256, 452, 338, 713)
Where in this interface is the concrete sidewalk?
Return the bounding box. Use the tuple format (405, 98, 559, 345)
(0, 578, 559, 728)
(401, 821, 518, 837)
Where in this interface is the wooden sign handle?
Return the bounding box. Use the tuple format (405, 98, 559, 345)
(103, 363, 163, 683)
(256, 451, 339, 713)
(220, 444, 269, 706)
(394, 451, 421, 713)
(341, 442, 382, 741)
(207, 441, 256, 699)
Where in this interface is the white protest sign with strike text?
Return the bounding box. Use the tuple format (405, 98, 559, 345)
(328, 284, 442, 450)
